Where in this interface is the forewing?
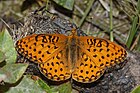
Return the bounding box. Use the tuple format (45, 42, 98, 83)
(16, 34, 67, 63)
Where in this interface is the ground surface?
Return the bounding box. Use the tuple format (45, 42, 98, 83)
(16, 12, 140, 93)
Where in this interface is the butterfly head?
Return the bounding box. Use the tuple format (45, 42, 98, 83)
(71, 28, 77, 36)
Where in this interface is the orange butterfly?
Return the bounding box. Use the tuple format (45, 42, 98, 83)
(16, 29, 127, 83)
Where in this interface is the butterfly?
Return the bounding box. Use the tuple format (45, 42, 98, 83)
(16, 29, 127, 83)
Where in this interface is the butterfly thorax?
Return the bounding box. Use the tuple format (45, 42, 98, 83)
(67, 35, 79, 73)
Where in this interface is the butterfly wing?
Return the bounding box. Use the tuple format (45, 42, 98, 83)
(39, 49, 71, 81)
(72, 36, 127, 83)
(16, 34, 71, 81)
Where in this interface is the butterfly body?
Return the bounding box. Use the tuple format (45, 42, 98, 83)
(16, 30, 127, 83)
